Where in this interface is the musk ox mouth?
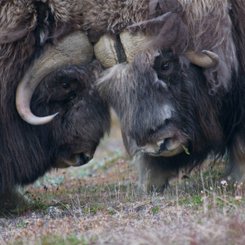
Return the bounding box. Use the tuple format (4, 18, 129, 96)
(140, 130, 189, 157)
(141, 141, 186, 157)
(55, 153, 93, 168)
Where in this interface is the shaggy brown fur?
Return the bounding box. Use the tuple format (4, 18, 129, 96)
(133, 0, 238, 92)
(0, 0, 83, 112)
(82, 0, 150, 42)
(0, 0, 111, 209)
(0, 0, 83, 44)
(178, 0, 238, 91)
(83, 0, 243, 93)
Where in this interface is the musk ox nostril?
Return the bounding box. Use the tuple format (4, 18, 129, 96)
(159, 138, 171, 151)
(80, 153, 92, 165)
(148, 120, 171, 137)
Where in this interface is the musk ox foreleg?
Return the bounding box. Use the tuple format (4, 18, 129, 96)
(122, 129, 179, 192)
(135, 154, 179, 192)
(0, 188, 29, 214)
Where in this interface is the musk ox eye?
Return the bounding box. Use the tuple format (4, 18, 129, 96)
(62, 81, 70, 89)
(157, 61, 174, 77)
(154, 56, 174, 77)
(161, 62, 170, 71)
(161, 61, 174, 74)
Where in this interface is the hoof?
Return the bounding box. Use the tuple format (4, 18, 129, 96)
(0, 189, 30, 216)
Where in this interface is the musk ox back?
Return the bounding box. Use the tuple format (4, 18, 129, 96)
(95, 0, 245, 191)
(0, 1, 110, 210)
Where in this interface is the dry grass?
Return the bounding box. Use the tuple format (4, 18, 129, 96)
(1, 118, 245, 245)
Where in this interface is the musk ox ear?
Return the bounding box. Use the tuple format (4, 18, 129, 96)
(128, 12, 189, 53)
(150, 13, 189, 53)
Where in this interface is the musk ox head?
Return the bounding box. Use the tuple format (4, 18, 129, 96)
(96, 48, 230, 192)
(0, 59, 110, 194)
(32, 61, 110, 169)
(0, 0, 111, 195)
(96, 11, 236, 177)
(98, 13, 222, 157)
(98, 49, 223, 159)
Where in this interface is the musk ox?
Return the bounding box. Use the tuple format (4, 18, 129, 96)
(87, 0, 245, 191)
(0, 1, 110, 209)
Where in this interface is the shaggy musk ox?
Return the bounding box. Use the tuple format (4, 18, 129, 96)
(91, 0, 245, 191)
(0, 1, 110, 208)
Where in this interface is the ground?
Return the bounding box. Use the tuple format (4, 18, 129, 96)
(1, 116, 245, 245)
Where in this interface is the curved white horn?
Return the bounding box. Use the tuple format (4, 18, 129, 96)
(185, 50, 219, 68)
(119, 31, 150, 63)
(16, 32, 93, 125)
(94, 34, 118, 68)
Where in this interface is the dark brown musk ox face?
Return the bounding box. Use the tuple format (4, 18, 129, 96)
(130, 51, 189, 157)
(97, 12, 223, 161)
(31, 61, 110, 168)
(98, 48, 223, 160)
(132, 50, 223, 158)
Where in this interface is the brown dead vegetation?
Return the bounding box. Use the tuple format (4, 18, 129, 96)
(1, 118, 245, 245)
